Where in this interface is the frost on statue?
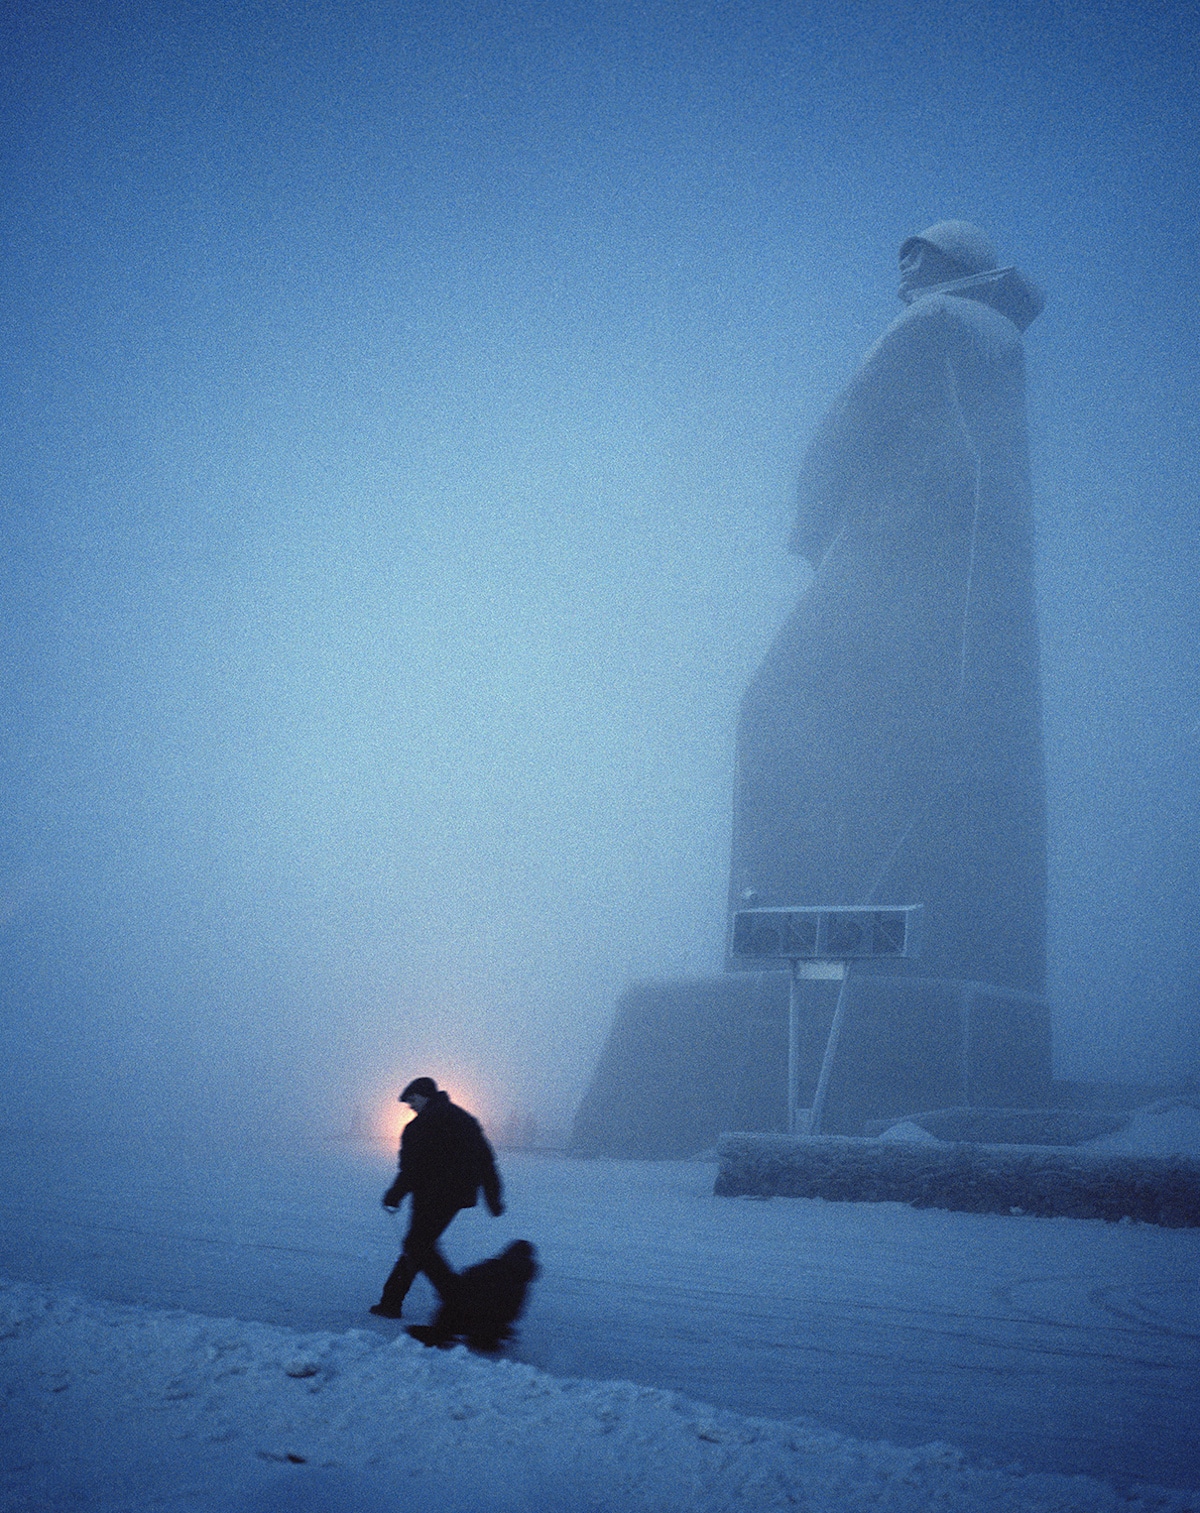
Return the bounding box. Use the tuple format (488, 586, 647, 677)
(731, 220, 1047, 996)
(575, 224, 1054, 1156)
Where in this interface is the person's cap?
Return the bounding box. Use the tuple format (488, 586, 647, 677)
(401, 1076, 438, 1101)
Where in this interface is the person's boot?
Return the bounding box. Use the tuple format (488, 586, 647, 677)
(369, 1301, 405, 1318)
(370, 1257, 414, 1317)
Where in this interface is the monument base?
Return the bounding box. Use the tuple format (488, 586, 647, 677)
(570, 974, 1051, 1158)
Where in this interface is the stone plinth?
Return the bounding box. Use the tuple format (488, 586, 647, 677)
(571, 973, 1051, 1157)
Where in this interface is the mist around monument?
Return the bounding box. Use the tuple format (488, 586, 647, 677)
(2, 1, 1197, 1151)
(3, 4, 1200, 1507)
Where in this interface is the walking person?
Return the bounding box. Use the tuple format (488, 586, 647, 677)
(370, 1076, 504, 1319)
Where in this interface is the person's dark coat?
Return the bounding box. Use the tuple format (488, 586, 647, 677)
(383, 1090, 503, 1214)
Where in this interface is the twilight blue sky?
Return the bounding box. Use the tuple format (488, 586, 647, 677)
(2, 0, 1197, 1137)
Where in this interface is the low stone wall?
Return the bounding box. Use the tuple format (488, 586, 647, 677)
(714, 1133, 1200, 1227)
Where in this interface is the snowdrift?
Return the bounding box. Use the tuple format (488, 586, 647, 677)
(2, 1279, 1198, 1513)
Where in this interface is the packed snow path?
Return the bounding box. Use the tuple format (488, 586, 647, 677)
(1, 1131, 1197, 1492)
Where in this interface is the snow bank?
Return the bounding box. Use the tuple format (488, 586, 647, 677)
(875, 1120, 946, 1144)
(864, 1108, 1130, 1145)
(1081, 1101, 1200, 1158)
(864, 1101, 1200, 1154)
(2, 1280, 1197, 1513)
(714, 1134, 1200, 1225)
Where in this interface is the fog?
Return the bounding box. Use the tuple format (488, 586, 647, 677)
(2, 0, 1197, 1145)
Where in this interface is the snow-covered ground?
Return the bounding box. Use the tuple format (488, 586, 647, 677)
(3, 1277, 1197, 1513)
(1, 1108, 1198, 1510)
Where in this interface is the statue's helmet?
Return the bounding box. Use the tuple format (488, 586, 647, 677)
(899, 220, 998, 277)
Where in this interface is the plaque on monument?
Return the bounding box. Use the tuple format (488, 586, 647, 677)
(730, 904, 921, 964)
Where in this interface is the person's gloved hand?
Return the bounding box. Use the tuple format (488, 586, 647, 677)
(381, 1187, 402, 1211)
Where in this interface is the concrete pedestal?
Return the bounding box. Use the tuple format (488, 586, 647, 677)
(570, 973, 1051, 1157)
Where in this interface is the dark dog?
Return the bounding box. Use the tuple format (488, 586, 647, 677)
(407, 1239, 538, 1351)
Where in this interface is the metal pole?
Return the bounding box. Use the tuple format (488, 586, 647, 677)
(809, 964, 852, 1137)
(787, 959, 800, 1135)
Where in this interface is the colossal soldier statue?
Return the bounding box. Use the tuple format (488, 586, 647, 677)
(730, 221, 1048, 998)
(572, 223, 1053, 1156)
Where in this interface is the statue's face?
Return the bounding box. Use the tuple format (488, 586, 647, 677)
(898, 241, 967, 300)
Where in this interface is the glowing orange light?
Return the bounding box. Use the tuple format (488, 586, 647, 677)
(372, 1071, 496, 1144)
(376, 1101, 414, 1144)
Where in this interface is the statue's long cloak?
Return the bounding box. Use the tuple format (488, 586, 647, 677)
(730, 290, 1046, 994)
